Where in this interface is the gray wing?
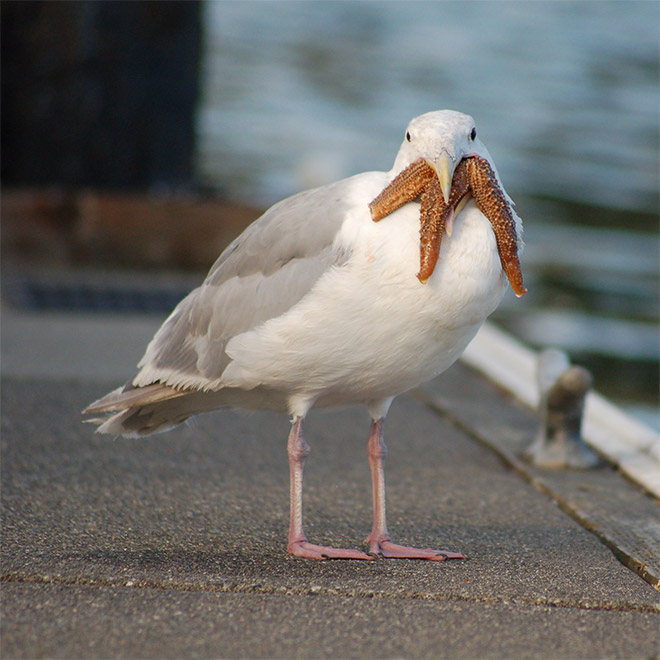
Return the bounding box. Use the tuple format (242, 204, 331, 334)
(132, 177, 358, 391)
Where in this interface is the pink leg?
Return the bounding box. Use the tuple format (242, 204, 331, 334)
(287, 417, 373, 560)
(365, 419, 466, 561)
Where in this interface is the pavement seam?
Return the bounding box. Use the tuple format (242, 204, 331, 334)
(416, 389, 660, 591)
(2, 573, 658, 614)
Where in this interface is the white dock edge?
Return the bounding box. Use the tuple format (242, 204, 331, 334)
(461, 322, 660, 498)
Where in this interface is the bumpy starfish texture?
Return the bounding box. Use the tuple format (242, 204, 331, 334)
(369, 156, 527, 296)
(369, 158, 436, 221)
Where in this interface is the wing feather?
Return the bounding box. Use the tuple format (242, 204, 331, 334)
(132, 178, 357, 391)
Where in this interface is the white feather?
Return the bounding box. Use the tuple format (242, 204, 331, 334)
(84, 110, 522, 434)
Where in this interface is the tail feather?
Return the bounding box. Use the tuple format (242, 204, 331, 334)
(83, 382, 185, 415)
(92, 406, 186, 437)
(83, 381, 289, 437)
(83, 382, 190, 437)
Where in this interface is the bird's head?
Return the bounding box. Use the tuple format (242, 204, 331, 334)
(391, 110, 493, 204)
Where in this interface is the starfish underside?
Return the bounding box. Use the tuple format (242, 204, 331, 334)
(369, 156, 526, 297)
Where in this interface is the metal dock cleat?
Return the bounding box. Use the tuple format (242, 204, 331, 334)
(524, 349, 600, 469)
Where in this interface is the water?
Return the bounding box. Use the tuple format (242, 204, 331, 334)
(196, 1, 659, 428)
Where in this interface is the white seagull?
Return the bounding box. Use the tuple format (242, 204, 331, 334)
(85, 110, 525, 561)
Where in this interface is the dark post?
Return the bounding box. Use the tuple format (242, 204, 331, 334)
(1, 0, 202, 191)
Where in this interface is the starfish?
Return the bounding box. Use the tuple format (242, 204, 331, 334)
(369, 155, 527, 297)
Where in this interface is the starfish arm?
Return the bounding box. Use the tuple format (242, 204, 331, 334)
(417, 177, 449, 283)
(466, 156, 527, 297)
(417, 162, 471, 283)
(369, 158, 436, 222)
(447, 159, 472, 207)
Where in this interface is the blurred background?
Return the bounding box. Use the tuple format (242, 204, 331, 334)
(2, 1, 658, 428)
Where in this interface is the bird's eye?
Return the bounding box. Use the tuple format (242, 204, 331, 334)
(470, 127, 477, 141)
(406, 131, 411, 142)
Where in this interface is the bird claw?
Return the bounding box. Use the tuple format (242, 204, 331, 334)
(288, 540, 375, 561)
(368, 539, 466, 561)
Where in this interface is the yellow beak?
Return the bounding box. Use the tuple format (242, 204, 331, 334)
(436, 152, 455, 205)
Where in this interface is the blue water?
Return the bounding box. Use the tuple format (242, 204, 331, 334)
(197, 1, 659, 427)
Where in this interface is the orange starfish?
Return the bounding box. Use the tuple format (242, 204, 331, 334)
(369, 156, 527, 297)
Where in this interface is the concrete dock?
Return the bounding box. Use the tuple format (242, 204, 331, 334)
(2, 282, 658, 659)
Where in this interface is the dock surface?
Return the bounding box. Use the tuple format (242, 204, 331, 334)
(2, 284, 658, 659)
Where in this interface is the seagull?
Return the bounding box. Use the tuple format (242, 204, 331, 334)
(84, 110, 525, 561)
